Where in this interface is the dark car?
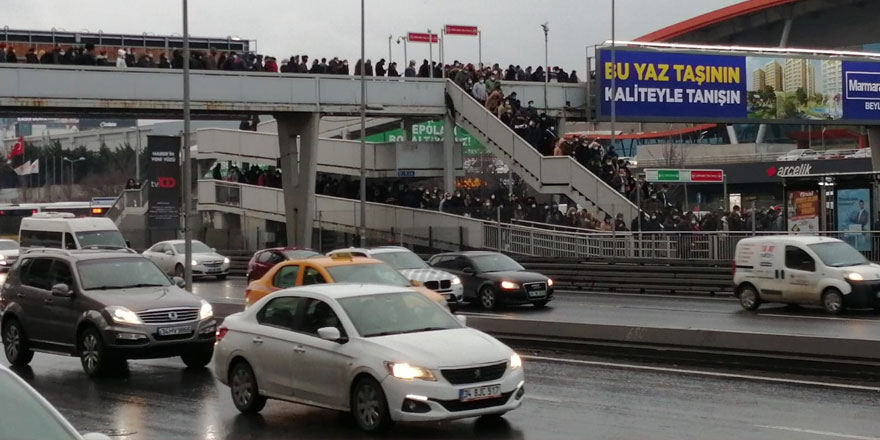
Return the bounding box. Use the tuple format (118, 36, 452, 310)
(0, 248, 216, 377)
(428, 251, 553, 310)
(247, 247, 320, 281)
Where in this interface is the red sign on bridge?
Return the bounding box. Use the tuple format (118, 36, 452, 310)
(407, 32, 439, 43)
(444, 25, 478, 36)
(689, 170, 724, 182)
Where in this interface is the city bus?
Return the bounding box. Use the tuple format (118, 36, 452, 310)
(0, 199, 115, 240)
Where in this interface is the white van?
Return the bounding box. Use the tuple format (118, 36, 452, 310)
(19, 213, 127, 250)
(734, 235, 880, 314)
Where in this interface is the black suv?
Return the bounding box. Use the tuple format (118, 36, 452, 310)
(0, 249, 216, 377)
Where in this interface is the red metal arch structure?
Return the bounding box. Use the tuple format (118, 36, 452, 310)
(636, 0, 880, 48)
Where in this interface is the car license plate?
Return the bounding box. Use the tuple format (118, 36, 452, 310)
(158, 325, 192, 336)
(459, 384, 501, 402)
(206, 268, 221, 273)
(528, 289, 546, 298)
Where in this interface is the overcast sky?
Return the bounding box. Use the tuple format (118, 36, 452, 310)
(7, 0, 741, 71)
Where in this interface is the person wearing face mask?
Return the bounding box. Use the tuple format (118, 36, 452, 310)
(439, 192, 452, 213)
(471, 77, 487, 104)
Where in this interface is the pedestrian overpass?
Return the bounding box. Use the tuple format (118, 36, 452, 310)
(0, 62, 643, 248)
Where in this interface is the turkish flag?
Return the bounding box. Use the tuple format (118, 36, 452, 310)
(6, 137, 23, 163)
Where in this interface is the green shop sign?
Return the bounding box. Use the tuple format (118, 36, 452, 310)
(364, 120, 489, 156)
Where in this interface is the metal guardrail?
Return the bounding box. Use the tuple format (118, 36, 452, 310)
(483, 225, 880, 262)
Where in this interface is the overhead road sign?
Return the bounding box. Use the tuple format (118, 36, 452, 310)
(444, 25, 478, 36)
(408, 32, 439, 43)
(597, 46, 880, 125)
(645, 169, 724, 183)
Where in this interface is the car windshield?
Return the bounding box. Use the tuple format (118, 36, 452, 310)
(371, 251, 428, 270)
(78, 258, 172, 290)
(339, 291, 461, 337)
(75, 230, 127, 248)
(0, 240, 19, 250)
(808, 242, 869, 267)
(174, 242, 212, 253)
(326, 263, 412, 287)
(0, 369, 80, 440)
(283, 249, 320, 259)
(471, 254, 525, 272)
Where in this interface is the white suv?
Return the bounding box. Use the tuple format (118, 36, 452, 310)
(327, 247, 463, 305)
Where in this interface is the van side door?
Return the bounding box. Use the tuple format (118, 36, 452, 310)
(784, 245, 821, 303)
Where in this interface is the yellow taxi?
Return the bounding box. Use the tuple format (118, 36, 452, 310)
(244, 254, 447, 307)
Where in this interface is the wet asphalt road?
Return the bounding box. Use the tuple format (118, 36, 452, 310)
(193, 278, 880, 340)
(10, 348, 880, 440)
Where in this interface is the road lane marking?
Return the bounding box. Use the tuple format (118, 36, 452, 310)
(524, 355, 880, 392)
(456, 312, 508, 318)
(755, 425, 880, 440)
(526, 394, 566, 403)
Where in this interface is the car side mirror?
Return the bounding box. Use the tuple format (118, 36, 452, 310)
(165, 250, 174, 256)
(211, 247, 217, 252)
(51, 283, 73, 298)
(172, 276, 187, 288)
(125, 240, 132, 248)
(455, 314, 467, 326)
(462, 267, 475, 275)
(82, 433, 113, 440)
(317, 326, 346, 343)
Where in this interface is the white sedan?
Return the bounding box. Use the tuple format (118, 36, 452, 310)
(143, 239, 230, 280)
(214, 283, 525, 433)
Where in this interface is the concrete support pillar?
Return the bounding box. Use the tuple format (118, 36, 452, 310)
(443, 114, 456, 194)
(276, 112, 320, 248)
(726, 125, 739, 145)
(402, 117, 416, 142)
(557, 115, 567, 137)
(867, 126, 880, 171)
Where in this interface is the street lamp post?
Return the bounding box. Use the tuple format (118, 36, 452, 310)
(63, 156, 85, 197)
(610, 0, 616, 154)
(359, 0, 367, 245)
(388, 35, 393, 70)
(182, 0, 193, 289)
(397, 36, 408, 70)
(541, 23, 549, 111)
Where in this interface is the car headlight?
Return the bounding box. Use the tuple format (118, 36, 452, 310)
(547, 278, 554, 287)
(223, 257, 230, 264)
(509, 353, 522, 369)
(0, 254, 6, 260)
(107, 306, 142, 325)
(845, 272, 864, 281)
(191, 259, 199, 266)
(199, 300, 214, 320)
(385, 362, 437, 381)
(500, 281, 520, 290)
(451, 277, 461, 285)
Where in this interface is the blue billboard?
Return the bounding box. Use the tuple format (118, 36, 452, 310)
(598, 50, 746, 120)
(836, 188, 872, 252)
(598, 48, 880, 124)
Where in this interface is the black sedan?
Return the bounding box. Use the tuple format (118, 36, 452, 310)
(428, 251, 553, 310)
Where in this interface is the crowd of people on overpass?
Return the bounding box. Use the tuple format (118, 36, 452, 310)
(0, 42, 580, 85)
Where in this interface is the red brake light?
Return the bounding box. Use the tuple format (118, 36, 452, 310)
(215, 327, 228, 344)
(91, 208, 103, 215)
(732, 260, 736, 276)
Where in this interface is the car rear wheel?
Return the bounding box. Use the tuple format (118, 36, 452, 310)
(230, 361, 267, 414)
(2, 318, 34, 366)
(216, 274, 227, 281)
(479, 286, 497, 310)
(181, 347, 214, 369)
(532, 300, 548, 308)
(738, 285, 761, 311)
(351, 377, 392, 433)
(822, 288, 845, 315)
(79, 328, 122, 377)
